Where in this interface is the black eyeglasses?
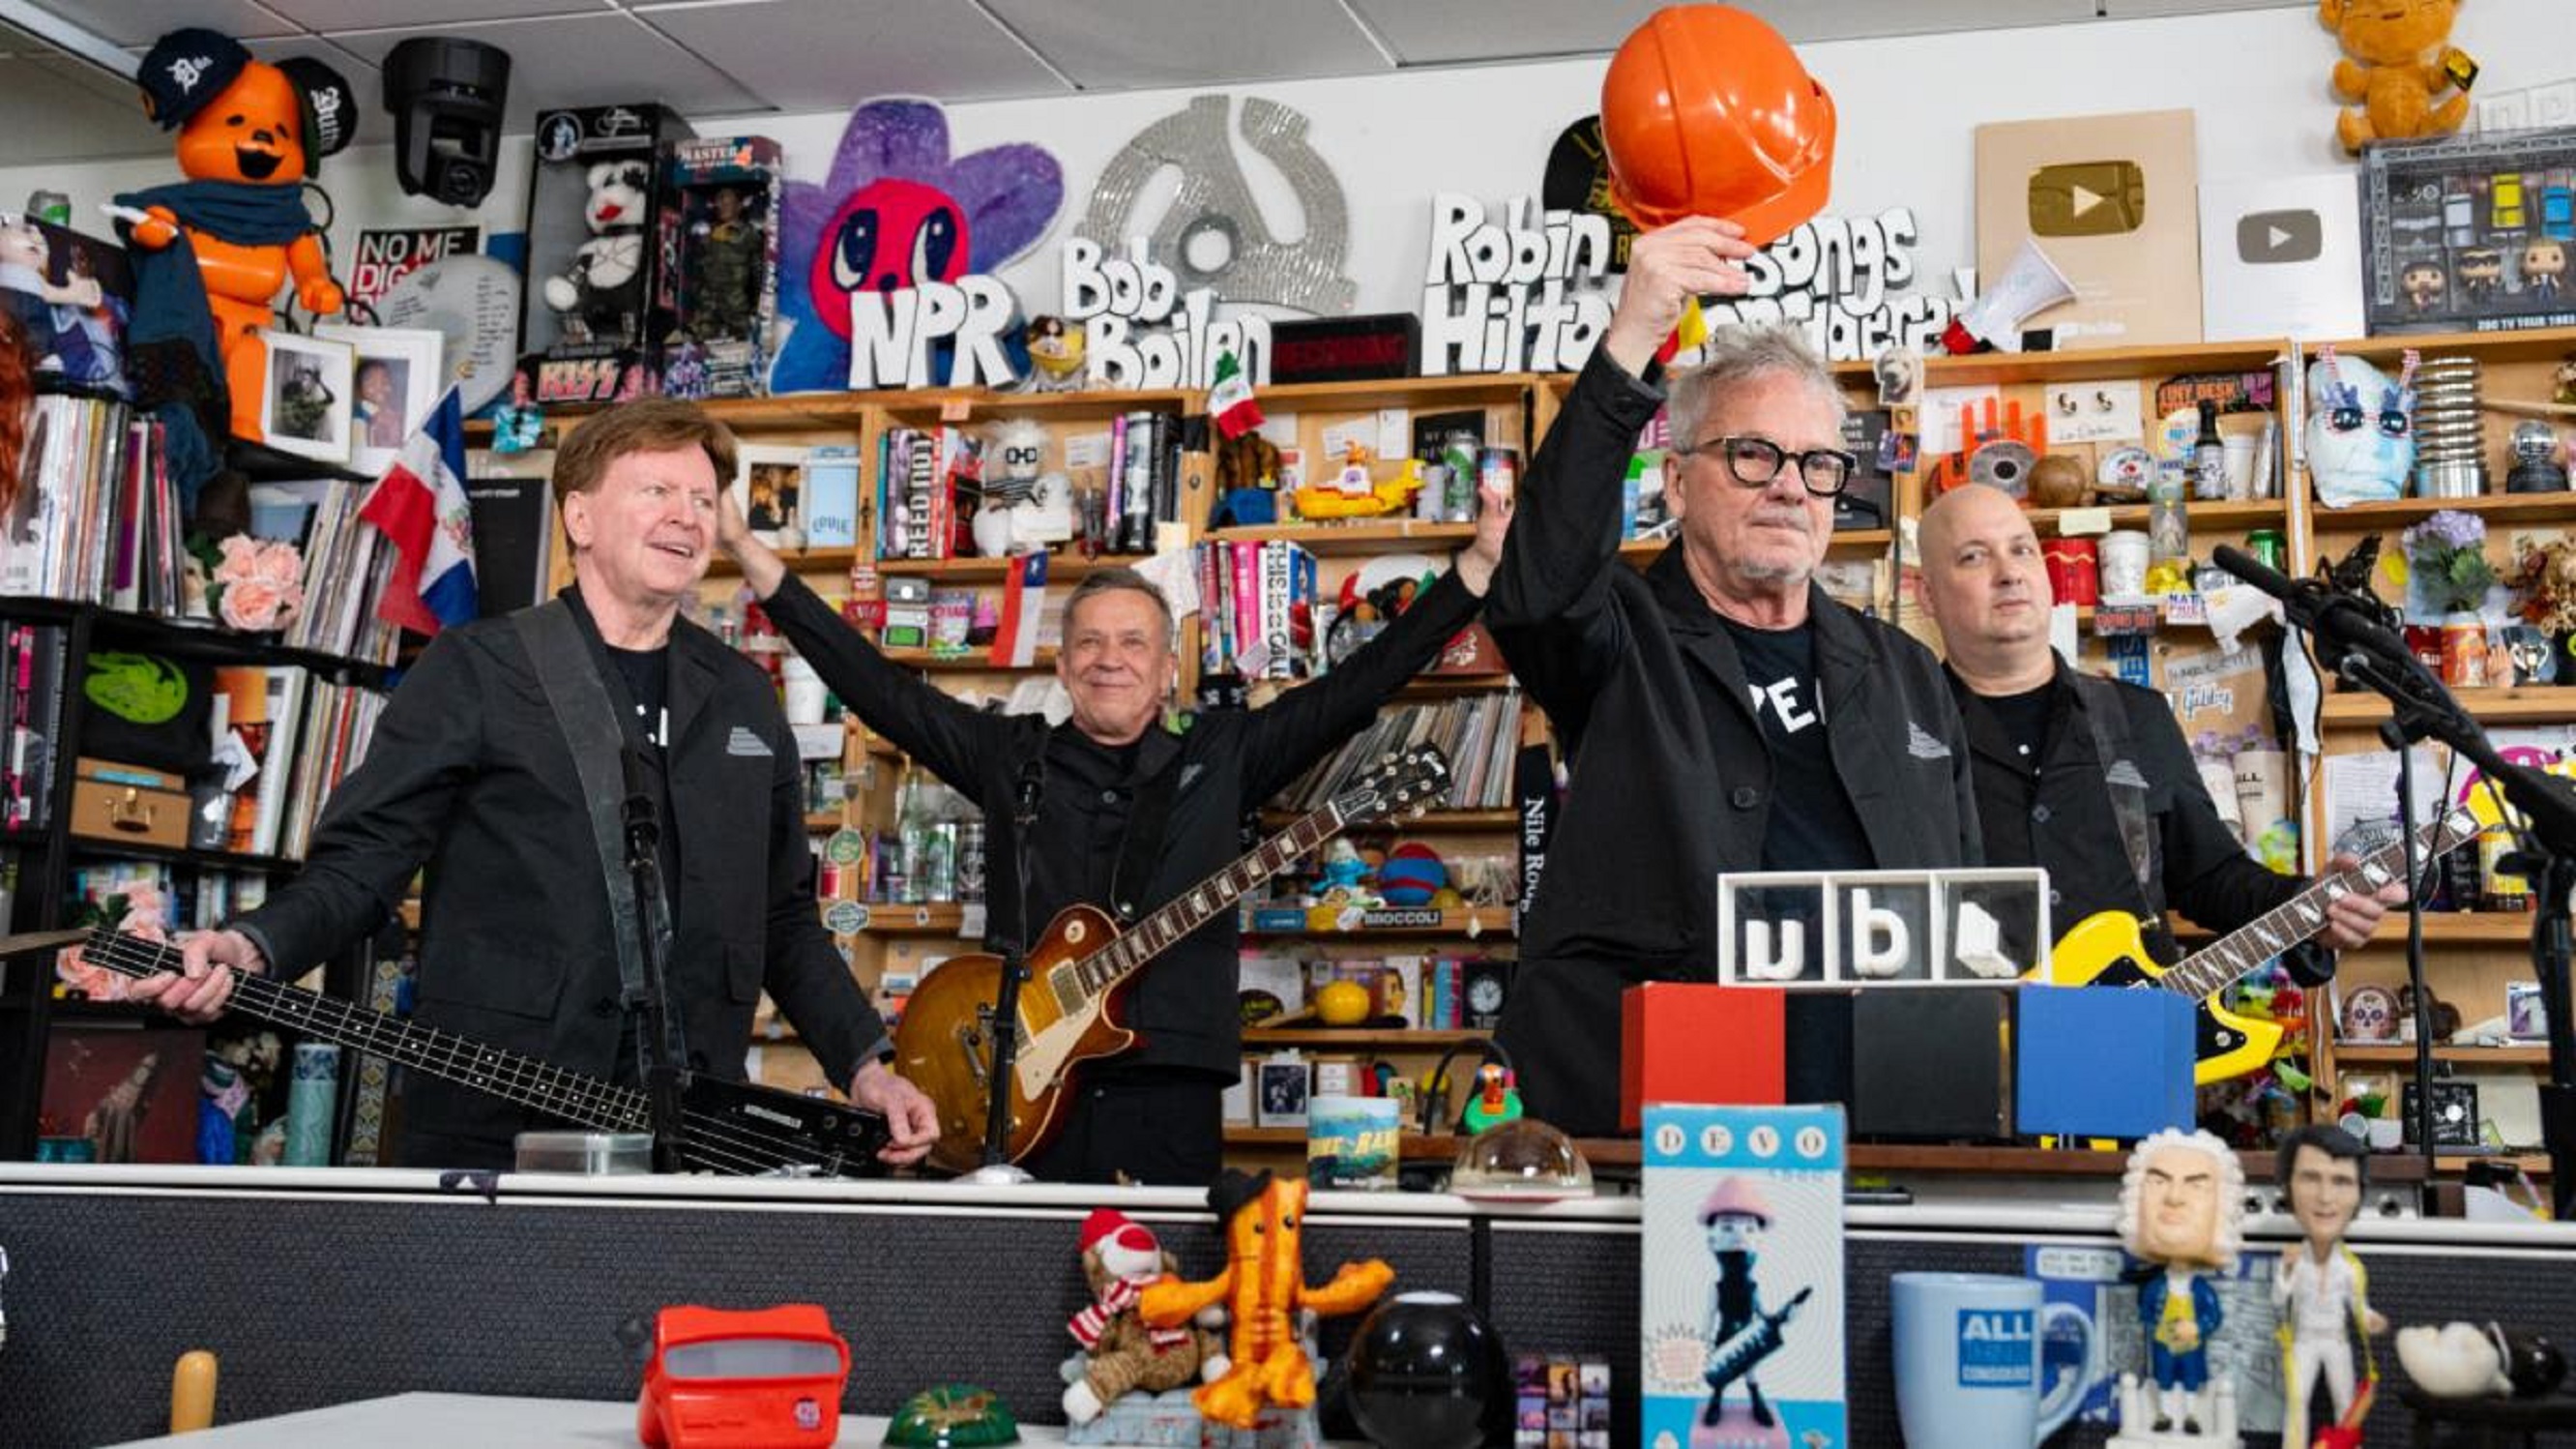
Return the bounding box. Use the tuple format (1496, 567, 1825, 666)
(1681, 434, 1859, 497)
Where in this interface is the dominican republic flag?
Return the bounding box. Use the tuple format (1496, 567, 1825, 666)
(1208, 348, 1263, 439)
(989, 550, 1048, 668)
(359, 386, 479, 635)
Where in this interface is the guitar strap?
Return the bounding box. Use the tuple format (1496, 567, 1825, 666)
(512, 599, 686, 1067)
(2067, 670, 2156, 910)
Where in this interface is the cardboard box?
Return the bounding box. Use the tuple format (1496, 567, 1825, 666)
(1976, 109, 2202, 349)
(657, 135, 784, 399)
(2014, 986, 2194, 1138)
(520, 103, 692, 389)
(69, 757, 190, 849)
(1620, 982, 1785, 1132)
(1641, 1104, 1845, 1446)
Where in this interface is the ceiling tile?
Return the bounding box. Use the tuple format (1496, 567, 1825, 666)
(635, 0, 1069, 110)
(1351, 0, 2106, 64)
(261, 0, 615, 29)
(328, 13, 761, 130)
(981, 0, 1390, 90)
(22, 0, 300, 48)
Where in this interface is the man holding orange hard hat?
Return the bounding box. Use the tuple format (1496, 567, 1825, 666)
(1486, 6, 1981, 1135)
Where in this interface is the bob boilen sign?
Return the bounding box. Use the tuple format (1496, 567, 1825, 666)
(843, 237, 1270, 391)
(1419, 194, 1954, 373)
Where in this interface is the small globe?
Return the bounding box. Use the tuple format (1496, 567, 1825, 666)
(1345, 1291, 1510, 1449)
(1449, 1118, 1595, 1200)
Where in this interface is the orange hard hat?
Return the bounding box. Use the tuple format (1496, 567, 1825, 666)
(1599, 5, 1836, 247)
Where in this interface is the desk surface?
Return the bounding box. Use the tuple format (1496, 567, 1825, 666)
(105, 1392, 1357, 1447)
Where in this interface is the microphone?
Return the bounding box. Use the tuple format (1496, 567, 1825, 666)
(2210, 544, 2421, 678)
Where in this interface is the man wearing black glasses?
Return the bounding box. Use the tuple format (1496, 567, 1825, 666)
(1484, 219, 1981, 1137)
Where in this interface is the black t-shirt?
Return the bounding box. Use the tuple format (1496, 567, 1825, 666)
(603, 641, 670, 749)
(1978, 676, 2058, 776)
(1719, 616, 1869, 872)
(601, 638, 678, 1080)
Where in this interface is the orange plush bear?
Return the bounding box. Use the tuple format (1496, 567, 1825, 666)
(120, 29, 354, 444)
(2321, 0, 2474, 155)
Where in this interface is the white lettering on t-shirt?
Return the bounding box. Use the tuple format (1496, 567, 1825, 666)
(1749, 675, 1821, 734)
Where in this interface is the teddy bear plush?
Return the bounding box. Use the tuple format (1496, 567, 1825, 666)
(2321, 0, 2473, 155)
(1062, 1207, 1225, 1427)
(543, 160, 653, 345)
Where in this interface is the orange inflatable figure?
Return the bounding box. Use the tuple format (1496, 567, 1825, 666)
(122, 30, 352, 444)
(1138, 1169, 1392, 1431)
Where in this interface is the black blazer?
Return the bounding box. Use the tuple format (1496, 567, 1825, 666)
(237, 590, 889, 1145)
(1482, 347, 1981, 1133)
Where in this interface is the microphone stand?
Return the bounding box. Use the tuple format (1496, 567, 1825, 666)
(2265, 577, 2576, 1214)
(965, 762, 1046, 1184)
(2215, 545, 2576, 1213)
(622, 777, 688, 1176)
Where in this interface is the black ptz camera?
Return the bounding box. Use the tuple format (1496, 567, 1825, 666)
(382, 37, 512, 208)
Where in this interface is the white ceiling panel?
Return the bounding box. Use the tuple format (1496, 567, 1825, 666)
(2099, 0, 2309, 15)
(262, 0, 616, 28)
(637, 0, 1070, 110)
(1351, 0, 2107, 64)
(981, 0, 1391, 90)
(328, 13, 762, 129)
(22, 0, 299, 47)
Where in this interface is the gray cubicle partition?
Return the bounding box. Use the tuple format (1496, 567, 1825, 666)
(1, 1168, 2570, 1447)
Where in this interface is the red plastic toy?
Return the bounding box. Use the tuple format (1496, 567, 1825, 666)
(636, 1304, 849, 1448)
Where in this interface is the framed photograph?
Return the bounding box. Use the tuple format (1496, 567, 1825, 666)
(39, 1024, 206, 1165)
(1255, 1051, 1310, 1129)
(731, 443, 807, 547)
(315, 324, 443, 476)
(257, 329, 355, 464)
(2507, 980, 2549, 1042)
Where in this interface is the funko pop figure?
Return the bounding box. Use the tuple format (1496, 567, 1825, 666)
(2400, 258, 2447, 312)
(2456, 246, 2504, 305)
(2525, 238, 2568, 302)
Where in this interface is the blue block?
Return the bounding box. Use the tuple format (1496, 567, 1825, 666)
(2015, 986, 2195, 1138)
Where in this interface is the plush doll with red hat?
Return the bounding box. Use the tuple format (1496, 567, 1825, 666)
(1062, 1207, 1226, 1430)
(113, 28, 356, 513)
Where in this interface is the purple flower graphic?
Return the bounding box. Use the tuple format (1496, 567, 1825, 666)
(770, 100, 1063, 394)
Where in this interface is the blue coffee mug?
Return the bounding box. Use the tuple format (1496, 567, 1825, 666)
(1890, 1272, 2092, 1449)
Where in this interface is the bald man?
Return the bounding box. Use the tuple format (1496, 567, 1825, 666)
(1916, 484, 2400, 978)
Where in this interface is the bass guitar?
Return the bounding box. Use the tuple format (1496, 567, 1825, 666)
(2032, 807, 2478, 1083)
(44, 927, 893, 1176)
(894, 745, 1450, 1176)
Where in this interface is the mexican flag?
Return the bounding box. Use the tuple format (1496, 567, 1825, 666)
(1208, 348, 1264, 439)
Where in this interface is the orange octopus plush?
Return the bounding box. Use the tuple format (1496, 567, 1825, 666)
(1138, 1169, 1392, 1431)
(120, 29, 354, 443)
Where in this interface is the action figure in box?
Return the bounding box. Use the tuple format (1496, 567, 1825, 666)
(2114, 1127, 2244, 1445)
(1697, 1176, 1812, 1434)
(658, 136, 782, 399)
(1139, 1169, 1391, 1438)
(2274, 1125, 2385, 1449)
(1062, 1207, 1227, 1445)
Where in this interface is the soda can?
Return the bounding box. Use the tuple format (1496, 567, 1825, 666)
(24, 190, 69, 227)
(1477, 446, 1520, 510)
(958, 821, 987, 904)
(817, 856, 845, 900)
(2244, 528, 2287, 573)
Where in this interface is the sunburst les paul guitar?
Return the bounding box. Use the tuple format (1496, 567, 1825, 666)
(35, 927, 893, 1176)
(895, 745, 1451, 1176)
(2029, 807, 2478, 1083)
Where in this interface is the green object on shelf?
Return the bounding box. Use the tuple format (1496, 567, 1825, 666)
(883, 1383, 1019, 1446)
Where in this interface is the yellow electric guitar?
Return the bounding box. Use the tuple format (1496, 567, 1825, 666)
(2032, 807, 2478, 1083)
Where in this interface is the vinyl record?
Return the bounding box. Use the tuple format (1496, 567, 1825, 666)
(1969, 439, 2037, 496)
(375, 253, 524, 415)
(1540, 115, 1638, 272)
